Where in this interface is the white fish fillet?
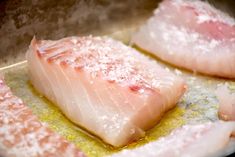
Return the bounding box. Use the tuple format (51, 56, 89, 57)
(132, 0, 235, 78)
(26, 36, 186, 147)
(215, 85, 235, 121)
(111, 121, 235, 157)
(0, 75, 85, 157)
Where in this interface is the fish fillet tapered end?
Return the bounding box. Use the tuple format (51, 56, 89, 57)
(0, 77, 86, 157)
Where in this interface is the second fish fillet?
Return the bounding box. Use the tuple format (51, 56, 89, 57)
(26, 36, 186, 147)
(132, 0, 235, 78)
(111, 121, 235, 157)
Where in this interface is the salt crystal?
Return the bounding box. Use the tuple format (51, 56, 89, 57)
(36, 36, 180, 93)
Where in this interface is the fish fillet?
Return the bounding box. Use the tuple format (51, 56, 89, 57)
(215, 85, 235, 121)
(111, 121, 235, 157)
(132, 0, 235, 78)
(0, 75, 85, 157)
(26, 36, 186, 147)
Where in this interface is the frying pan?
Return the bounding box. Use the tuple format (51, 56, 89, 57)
(0, 0, 235, 156)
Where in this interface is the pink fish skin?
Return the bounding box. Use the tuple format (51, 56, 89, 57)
(0, 76, 86, 157)
(132, 0, 235, 78)
(111, 121, 235, 157)
(26, 36, 186, 147)
(215, 85, 235, 121)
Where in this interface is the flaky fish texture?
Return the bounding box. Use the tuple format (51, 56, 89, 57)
(26, 36, 186, 147)
(0, 75, 85, 157)
(111, 121, 235, 157)
(132, 0, 235, 78)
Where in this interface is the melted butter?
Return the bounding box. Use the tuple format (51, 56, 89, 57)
(126, 107, 185, 149)
(228, 82, 235, 91)
(1, 36, 234, 156)
(2, 64, 186, 157)
(3, 65, 110, 157)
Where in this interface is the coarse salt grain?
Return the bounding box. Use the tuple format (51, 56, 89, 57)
(35, 36, 179, 93)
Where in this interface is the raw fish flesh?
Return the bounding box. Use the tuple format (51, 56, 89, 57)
(0, 75, 85, 157)
(111, 121, 235, 157)
(132, 0, 235, 78)
(215, 85, 235, 121)
(26, 36, 186, 147)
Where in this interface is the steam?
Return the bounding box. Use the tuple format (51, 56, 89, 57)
(0, 0, 234, 67)
(0, 0, 158, 67)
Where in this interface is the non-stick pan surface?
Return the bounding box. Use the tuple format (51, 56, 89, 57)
(0, 0, 235, 157)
